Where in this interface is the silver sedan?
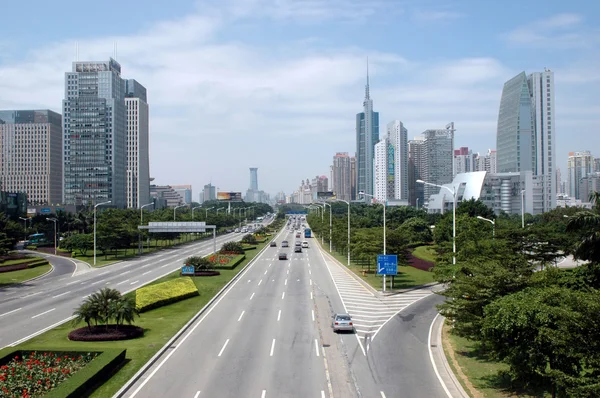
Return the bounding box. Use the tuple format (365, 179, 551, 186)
(332, 313, 354, 333)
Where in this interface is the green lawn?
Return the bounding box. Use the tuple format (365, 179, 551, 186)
(0, 264, 52, 287)
(412, 245, 438, 263)
(0, 256, 38, 266)
(442, 321, 551, 397)
(16, 241, 269, 397)
(322, 245, 436, 290)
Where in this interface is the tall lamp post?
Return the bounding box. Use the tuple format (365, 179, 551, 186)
(336, 199, 351, 266)
(19, 217, 29, 242)
(322, 202, 332, 252)
(311, 203, 325, 245)
(476, 216, 495, 239)
(417, 180, 456, 265)
(94, 200, 111, 266)
(191, 206, 202, 220)
(205, 206, 214, 219)
(174, 204, 186, 221)
(139, 203, 154, 254)
(46, 217, 58, 255)
(521, 189, 526, 229)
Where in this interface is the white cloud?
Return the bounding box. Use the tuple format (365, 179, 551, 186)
(412, 9, 464, 22)
(0, 6, 598, 194)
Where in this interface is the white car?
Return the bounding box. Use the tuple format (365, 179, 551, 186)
(301, 241, 309, 248)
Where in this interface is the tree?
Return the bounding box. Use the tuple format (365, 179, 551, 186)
(185, 255, 214, 271)
(60, 233, 93, 256)
(220, 241, 244, 254)
(456, 198, 495, 219)
(0, 212, 21, 254)
(72, 288, 139, 331)
(566, 192, 600, 264)
(397, 218, 433, 246)
(241, 234, 257, 244)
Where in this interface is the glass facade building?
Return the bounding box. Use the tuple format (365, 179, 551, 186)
(355, 68, 379, 198)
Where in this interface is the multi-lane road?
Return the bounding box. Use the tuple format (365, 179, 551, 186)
(120, 222, 450, 398)
(0, 230, 249, 349)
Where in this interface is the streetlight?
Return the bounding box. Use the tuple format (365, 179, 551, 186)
(140, 203, 154, 225)
(336, 199, 351, 266)
(205, 207, 215, 218)
(521, 189, 526, 229)
(174, 204, 186, 221)
(476, 216, 495, 239)
(217, 208, 225, 215)
(46, 217, 58, 255)
(19, 217, 29, 242)
(359, 192, 386, 255)
(312, 203, 325, 245)
(322, 202, 332, 252)
(417, 179, 456, 265)
(94, 200, 111, 266)
(416, 198, 419, 209)
(139, 203, 154, 254)
(191, 206, 202, 220)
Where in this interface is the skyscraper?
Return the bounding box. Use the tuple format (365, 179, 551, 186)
(249, 168, 258, 191)
(63, 58, 127, 208)
(355, 62, 379, 198)
(0, 110, 62, 205)
(496, 69, 556, 211)
(567, 151, 594, 199)
(408, 137, 425, 207)
(125, 79, 150, 208)
(421, 127, 454, 202)
(387, 120, 408, 200)
(453, 147, 473, 177)
(373, 137, 389, 202)
(331, 152, 353, 202)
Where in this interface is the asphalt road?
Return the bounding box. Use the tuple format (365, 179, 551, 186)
(0, 229, 253, 349)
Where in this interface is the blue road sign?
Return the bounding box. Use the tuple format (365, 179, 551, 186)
(377, 254, 398, 275)
(181, 266, 195, 275)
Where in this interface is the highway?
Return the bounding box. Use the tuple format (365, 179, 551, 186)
(0, 230, 249, 349)
(120, 220, 446, 398)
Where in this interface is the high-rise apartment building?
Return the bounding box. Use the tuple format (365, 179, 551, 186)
(63, 58, 127, 208)
(453, 147, 474, 177)
(555, 168, 563, 195)
(594, 158, 600, 173)
(125, 79, 150, 208)
(355, 66, 379, 197)
(473, 149, 497, 174)
(421, 126, 454, 202)
(496, 69, 556, 212)
(249, 168, 258, 191)
(567, 151, 594, 200)
(0, 110, 62, 205)
(408, 137, 425, 207)
(387, 120, 408, 200)
(373, 136, 389, 202)
(203, 183, 216, 202)
(331, 152, 353, 202)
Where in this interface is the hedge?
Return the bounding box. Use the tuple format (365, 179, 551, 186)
(241, 245, 257, 251)
(0, 259, 49, 273)
(135, 277, 199, 313)
(213, 254, 246, 270)
(0, 347, 126, 398)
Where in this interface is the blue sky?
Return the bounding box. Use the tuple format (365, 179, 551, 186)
(1, 0, 599, 197)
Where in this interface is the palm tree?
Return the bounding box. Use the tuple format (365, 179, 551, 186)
(87, 288, 123, 329)
(109, 297, 138, 329)
(566, 192, 600, 263)
(72, 301, 95, 331)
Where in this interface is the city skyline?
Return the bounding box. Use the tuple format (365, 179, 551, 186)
(1, 1, 599, 195)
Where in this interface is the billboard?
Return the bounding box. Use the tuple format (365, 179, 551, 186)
(317, 192, 336, 200)
(217, 192, 242, 201)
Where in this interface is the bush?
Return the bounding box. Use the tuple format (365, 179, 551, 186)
(220, 241, 244, 254)
(185, 255, 215, 271)
(241, 234, 257, 244)
(135, 277, 199, 313)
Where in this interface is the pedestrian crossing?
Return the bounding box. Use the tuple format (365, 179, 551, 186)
(323, 253, 434, 339)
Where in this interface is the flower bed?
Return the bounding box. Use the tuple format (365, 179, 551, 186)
(0, 351, 97, 397)
(208, 254, 245, 270)
(68, 325, 144, 342)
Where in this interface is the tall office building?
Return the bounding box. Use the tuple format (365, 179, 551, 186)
(454, 147, 473, 177)
(331, 152, 353, 202)
(355, 64, 379, 198)
(496, 69, 556, 211)
(125, 79, 150, 208)
(408, 137, 425, 207)
(567, 151, 594, 199)
(0, 110, 62, 205)
(421, 127, 454, 202)
(203, 183, 216, 202)
(249, 168, 258, 191)
(387, 120, 408, 200)
(373, 137, 389, 202)
(63, 58, 127, 208)
(171, 184, 192, 204)
(594, 158, 600, 173)
(350, 155, 357, 200)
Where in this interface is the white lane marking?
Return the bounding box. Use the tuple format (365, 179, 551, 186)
(194, 391, 201, 398)
(287, 269, 289, 275)
(130, 280, 139, 285)
(121, 270, 131, 275)
(309, 270, 312, 275)
(32, 308, 55, 319)
(52, 291, 71, 299)
(321, 391, 326, 398)
(428, 313, 453, 398)
(99, 270, 110, 275)
(281, 292, 285, 299)
(277, 310, 281, 321)
(312, 310, 315, 321)
(116, 279, 130, 286)
(380, 392, 387, 398)
(261, 391, 266, 398)
(258, 279, 263, 286)
(238, 311, 245, 322)
(310, 279, 313, 286)
(142, 271, 151, 276)
(0, 308, 22, 318)
(66, 280, 79, 286)
(284, 279, 287, 286)
(315, 339, 320, 356)
(248, 279, 251, 283)
(264, 270, 268, 275)
(91, 279, 105, 285)
(268, 264, 272, 268)
(21, 291, 43, 298)
(270, 339, 276, 356)
(217, 339, 230, 357)
(250, 293, 255, 300)
(80, 281, 88, 285)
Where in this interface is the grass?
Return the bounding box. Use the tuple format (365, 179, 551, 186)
(412, 245, 438, 263)
(15, 240, 269, 397)
(0, 264, 52, 287)
(442, 321, 550, 398)
(0, 256, 38, 266)
(316, 241, 436, 290)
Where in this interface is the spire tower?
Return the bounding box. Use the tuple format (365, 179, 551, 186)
(365, 57, 370, 100)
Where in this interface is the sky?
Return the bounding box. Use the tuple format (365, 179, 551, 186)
(1, 0, 599, 198)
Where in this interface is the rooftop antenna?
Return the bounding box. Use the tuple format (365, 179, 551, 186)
(113, 42, 118, 61)
(365, 56, 370, 100)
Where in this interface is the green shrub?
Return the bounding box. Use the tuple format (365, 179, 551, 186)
(135, 277, 199, 313)
(213, 254, 245, 270)
(28, 259, 49, 268)
(220, 241, 244, 254)
(241, 234, 257, 244)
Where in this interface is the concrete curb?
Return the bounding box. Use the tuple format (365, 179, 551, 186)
(113, 224, 282, 398)
(429, 314, 470, 398)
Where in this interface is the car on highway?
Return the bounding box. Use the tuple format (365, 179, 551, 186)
(281, 240, 289, 247)
(294, 246, 302, 253)
(301, 241, 309, 248)
(296, 233, 301, 238)
(332, 313, 354, 333)
(270, 241, 277, 247)
(295, 241, 301, 246)
(279, 253, 288, 260)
